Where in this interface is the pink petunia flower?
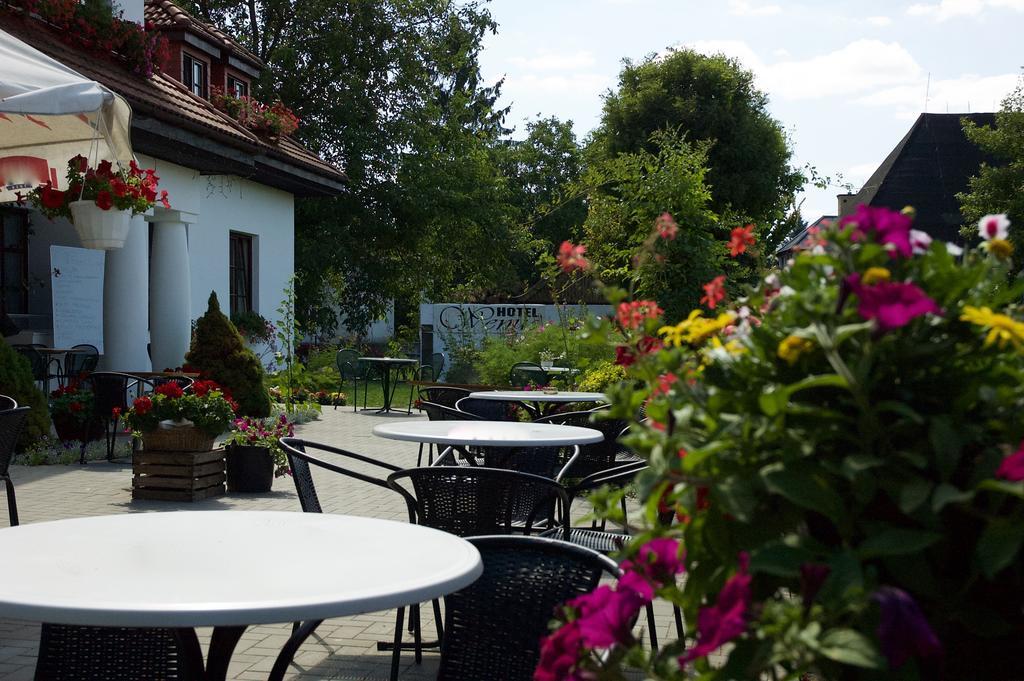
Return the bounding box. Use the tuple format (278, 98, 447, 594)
(996, 440, 1024, 482)
(977, 214, 1010, 241)
(622, 537, 686, 588)
(845, 274, 941, 332)
(841, 205, 914, 258)
(679, 552, 751, 665)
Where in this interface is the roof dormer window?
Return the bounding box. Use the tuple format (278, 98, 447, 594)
(182, 52, 208, 98)
(227, 75, 248, 98)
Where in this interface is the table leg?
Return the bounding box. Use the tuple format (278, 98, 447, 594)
(381, 366, 393, 413)
(269, 619, 324, 681)
(205, 625, 247, 681)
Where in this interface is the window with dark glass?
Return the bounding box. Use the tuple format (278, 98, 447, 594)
(229, 232, 253, 315)
(182, 53, 208, 98)
(0, 209, 28, 315)
(227, 75, 248, 98)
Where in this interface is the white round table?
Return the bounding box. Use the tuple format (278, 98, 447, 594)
(0, 511, 481, 679)
(469, 390, 608, 403)
(373, 420, 603, 447)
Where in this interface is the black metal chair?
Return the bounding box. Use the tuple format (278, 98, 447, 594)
(84, 372, 153, 462)
(416, 398, 481, 466)
(535, 408, 630, 479)
(446, 444, 580, 482)
(545, 461, 684, 650)
(436, 536, 620, 681)
(418, 386, 471, 409)
(13, 345, 55, 393)
(336, 348, 373, 412)
(33, 624, 204, 681)
(61, 344, 99, 385)
(151, 375, 195, 391)
(508, 361, 547, 387)
(455, 396, 537, 421)
(0, 395, 28, 526)
(419, 352, 446, 382)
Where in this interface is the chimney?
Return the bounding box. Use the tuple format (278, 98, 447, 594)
(114, 0, 144, 25)
(837, 193, 857, 218)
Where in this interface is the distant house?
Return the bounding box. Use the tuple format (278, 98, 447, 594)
(775, 215, 837, 265)
(836, 112, 997, 244)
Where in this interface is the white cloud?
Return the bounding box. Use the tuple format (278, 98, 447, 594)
(846, 162, 881, 184)
(865, 15, 892, 26)
(727, 0, 782, 16)
(685, 39, 921, 100)
(906, 0, 1024, 20)
(857, 73, 1019, 117)
(508, 50, 595, 72)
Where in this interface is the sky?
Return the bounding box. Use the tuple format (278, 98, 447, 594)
(477, 0, 1023, 220)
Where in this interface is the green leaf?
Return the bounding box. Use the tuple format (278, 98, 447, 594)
(750, 542, 814, 577)
(929, 417, 964, 481)
(760, 462, 843, 523)
(931, 483, 974, 512)
(975, 519, 1024, 579)
(977, 479, 1024, 499)
(714, 476, 759, 522)
(819, 628, 886, 669)
(858, 528, 943, 558)
(758, 374, 849, 416)
(898, 479, 933, 513)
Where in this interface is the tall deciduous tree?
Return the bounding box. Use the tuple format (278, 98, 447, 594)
(187, 0, 525, 334)
(959, 83, 1024, 262)
(592, 48, 800, 229)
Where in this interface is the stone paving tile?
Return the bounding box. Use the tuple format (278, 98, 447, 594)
(0, 408, 682, 679)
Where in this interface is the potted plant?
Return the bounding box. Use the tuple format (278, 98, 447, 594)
(49, 381, 102, 443)
(22, 156, 170, 250)
(222, 413, 294, 493)
(536, 210, 1024, 681)
(210, 87, 300, 143)
(124, 379, 236, 452)
(539, 349, 555, 370)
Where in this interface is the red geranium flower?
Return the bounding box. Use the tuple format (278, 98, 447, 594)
(95, 160, 113, 178)
(701, 275, 727, 310)
(69, 401, 83, 412)
(616, 300, 663, 330)
(110, 177, 128, 197)
(69, 154, 88, 173)
(729, 224, 756, 257)
(159, 190, 171, 209)
(154, 382, 184, 399)
(655, 212, 679, 240)
(132, 396, 153, 415)
(95, 190, 113, 210)
(40, 184, 66, 210)
(556, 241, 590, 273)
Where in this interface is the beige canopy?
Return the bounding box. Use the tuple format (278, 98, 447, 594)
(0, 28, 133, 203)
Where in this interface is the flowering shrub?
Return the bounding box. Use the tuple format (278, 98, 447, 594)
(124, 380, 237, 436)
(1, 0, 168, 77)
(22, 156, 169, 220)
(537, 208, 1024, 681)
(48, 381, 94, 425)
(223, 413, 294, 475)
(210, 87, 300, 139)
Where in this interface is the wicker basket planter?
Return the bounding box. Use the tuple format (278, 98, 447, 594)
(141, 423, 216, 452)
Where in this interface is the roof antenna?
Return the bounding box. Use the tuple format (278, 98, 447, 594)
(924, 72, 930, 112)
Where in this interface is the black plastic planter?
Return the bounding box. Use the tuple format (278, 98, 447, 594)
(225, 444, 274, 493)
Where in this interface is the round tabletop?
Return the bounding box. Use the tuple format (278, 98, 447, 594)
(373, 420, 604, 446)
(519, 366, 576, 374)
(469, 390, 608, 403)
(357, 357, 418, 364)
(0, 511, 481, 628)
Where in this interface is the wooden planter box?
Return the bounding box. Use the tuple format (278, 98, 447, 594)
(132, 448, 226, 502)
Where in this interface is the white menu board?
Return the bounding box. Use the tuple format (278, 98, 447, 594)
(50, 246, 104, 353)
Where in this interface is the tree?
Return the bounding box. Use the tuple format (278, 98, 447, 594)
(959, 82, 1024, 261)
(0, 343, 50, 450)
(186, 0, 527, 335)
(592, 48, 801, 229)
(185, 292, 272, 417)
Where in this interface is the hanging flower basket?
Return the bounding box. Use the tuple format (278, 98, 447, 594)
(68, 200, 131, 250)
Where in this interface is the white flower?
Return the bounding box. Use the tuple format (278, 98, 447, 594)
(946, 243, 964, 257)
(811, 244, 826, 256)
(910, 229, 932, 254)
(778, 285, 797, 297)
(764, 273, 780, 289)
(978, 214, 1010, 241)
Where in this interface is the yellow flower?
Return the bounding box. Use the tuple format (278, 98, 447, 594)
(960, 305, 1024, 352)
(659, 309, 735, 348)
(710, 336, 747, 355)
(984, 238, 1014, 259)
(861, 267, 891, 285)
(777, 335, 814, 365)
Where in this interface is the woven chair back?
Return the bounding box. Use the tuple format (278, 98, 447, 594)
(64, 344, 99, 379)
(419, 401, 482, 422)
(418, 386, 471, 409)
(387, 467, 570, 539)
(534, 409, 629, 478)
(0, 403, 29, 476)
(455, 397, 535, 421)
(437, 536, 619, 681)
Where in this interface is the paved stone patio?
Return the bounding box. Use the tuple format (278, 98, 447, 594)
(0, 407, 680, 679)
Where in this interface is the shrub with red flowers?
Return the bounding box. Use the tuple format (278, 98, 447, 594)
(537, 207, 1024, 681)
(24, 155, 170, 221)
(210, 87, 300, 139)
(123, 380, 236, 436)
(1, 0, 168, 77)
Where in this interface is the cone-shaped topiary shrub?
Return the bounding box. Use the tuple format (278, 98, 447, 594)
(0, 342, 51, 450)
(185, 292, 271, 417)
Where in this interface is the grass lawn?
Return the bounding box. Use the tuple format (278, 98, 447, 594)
(335, 378, 420, 412)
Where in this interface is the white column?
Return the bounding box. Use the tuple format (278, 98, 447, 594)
(99, 215, 151, 372)
(149, 213, 194, 371)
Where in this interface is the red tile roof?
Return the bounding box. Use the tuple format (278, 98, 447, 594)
(2, 14, 344, 191)
(144, 0, 263, 69)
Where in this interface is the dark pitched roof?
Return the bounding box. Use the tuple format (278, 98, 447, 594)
(846, 113, 997, 243)
(145, 0, 263, 69)
(775, 215, 837, 256)
(2, 15, 344, 196)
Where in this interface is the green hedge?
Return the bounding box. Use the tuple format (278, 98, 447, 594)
(0, 342, 51, 450)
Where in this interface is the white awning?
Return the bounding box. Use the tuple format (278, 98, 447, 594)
(0, 28, 133, 203)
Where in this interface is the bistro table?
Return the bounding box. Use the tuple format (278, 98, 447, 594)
(470, 389, 608, 416)
(0, 511, 481, 681)
(35, 347, 88, 390)
(373, 420, 604, 448)
(358, 356, 418, 414)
